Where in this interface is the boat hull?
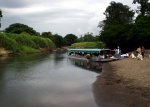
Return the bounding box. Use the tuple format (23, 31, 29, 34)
(67, 56, 118, 62)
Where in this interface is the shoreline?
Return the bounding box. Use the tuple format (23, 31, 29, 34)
(0, 47, 68, 58)
(93, 58, 150, 107)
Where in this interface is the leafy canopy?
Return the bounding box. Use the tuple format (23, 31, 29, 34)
(0, 9, 2, 28)
(5, 23, 40, 36)
(64, 34, 77, 46)
(133, 0, 150, 16)
(99, 1, 135, 49)
(103, 1, 135, 26)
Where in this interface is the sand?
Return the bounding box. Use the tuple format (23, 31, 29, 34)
(92, 53, 150, 107)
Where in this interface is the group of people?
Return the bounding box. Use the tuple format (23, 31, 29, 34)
(114, 46, 145, 60)
(130, 46, 145, 60)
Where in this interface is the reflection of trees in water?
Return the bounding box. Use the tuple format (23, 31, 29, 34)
(54, 52, 65, 61)
(0, 68, 5, 94)
(0, 53, 51, 95)
(53, 51, 67, 66)
(69, 59, 102, 73)
(0, 59, 9, 95)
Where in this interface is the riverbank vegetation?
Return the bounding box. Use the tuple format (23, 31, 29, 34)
(0, 0, 150, 55)
(70, 42, 106, 49)
(0, 32, 55, 55)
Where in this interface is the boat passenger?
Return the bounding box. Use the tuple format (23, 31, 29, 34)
(86, 54, 91, 59)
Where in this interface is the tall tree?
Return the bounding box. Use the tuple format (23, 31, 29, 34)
(83, 32, 95, 42)
(5, 23, 40, 36)
(103, 1, 135, 26)
(41, 31, 53, 39)
(128, 16, 150, 48)
(64, 34, 77, 46)
(0, 9, 2, 28)
(99, 1, 135, 49)
(51, 34, 64, 48)
(133, 0, 150, 16)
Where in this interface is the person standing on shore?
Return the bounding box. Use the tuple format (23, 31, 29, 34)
(118, 47, 122, 60)
(114, 48, 118, 58)
(117, 46, 121, 60)
(142, 46, 145, 58)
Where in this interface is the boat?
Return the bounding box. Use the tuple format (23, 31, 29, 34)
(67, 48, 118, 63)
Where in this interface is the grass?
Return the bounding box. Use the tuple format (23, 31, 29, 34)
(0, 32, 56, 54)
(70, 42, 106, 49)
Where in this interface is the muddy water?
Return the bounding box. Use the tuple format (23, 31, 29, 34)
(0, 52, 102, 107)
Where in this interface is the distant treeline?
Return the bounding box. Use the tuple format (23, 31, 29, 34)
(1, 0, 150, 52)
(1, 23, 103, 48)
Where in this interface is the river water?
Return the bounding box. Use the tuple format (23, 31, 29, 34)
(0, 51, 103, 107)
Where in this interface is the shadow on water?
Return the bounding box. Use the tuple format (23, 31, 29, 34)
(53, 51, 66, 62)
(0, 51, 101, 107)
(68, 58, 102, 74)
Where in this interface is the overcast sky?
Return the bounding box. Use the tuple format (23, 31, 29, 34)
(0, 0, 138, 37)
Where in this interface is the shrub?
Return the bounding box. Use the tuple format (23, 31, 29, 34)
(71, 42, 106, 48)
(0, 33, 56, 54)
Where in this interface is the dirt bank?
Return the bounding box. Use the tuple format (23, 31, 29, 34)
(0, 48, 11, 57)
(93, 57, 150, 107)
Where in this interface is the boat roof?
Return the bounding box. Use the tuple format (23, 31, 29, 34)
(68, 48, 110, 53)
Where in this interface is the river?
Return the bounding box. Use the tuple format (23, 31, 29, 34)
(0, 51, 102, 107)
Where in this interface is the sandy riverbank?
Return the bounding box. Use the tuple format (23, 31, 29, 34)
(93, 55, 150, 107)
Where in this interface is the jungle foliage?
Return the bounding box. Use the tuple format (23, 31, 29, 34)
(0, 33, 55, 54)
(99, 0, 150, 52)
(1, 0, 150, 52)
(64, 34, 78, 46)
(5, 23, 40, 36)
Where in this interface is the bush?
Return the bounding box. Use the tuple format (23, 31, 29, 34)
(0, 33, 56, 54)
(70, 42, 106, 48)
(0, 33, 19, 52)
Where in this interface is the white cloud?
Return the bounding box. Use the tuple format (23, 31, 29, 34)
(0, 0, 138, 37)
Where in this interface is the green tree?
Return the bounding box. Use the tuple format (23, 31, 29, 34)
(94, 35, 100, 42)
(102, 1, 135, 26)
(0, 9, 2, 28)
(77, 35, 84, 42)
(133, 0, 150, 16)
(100, 24, 127, 48)
(64, 34, 77, 46)
(41, 31, 53, 39)
(5, 23, 40, 36)
(99, 1, 135, 49)
(51, 34, 64, 48)
(83, 32, 95, 42)
(128, 16, 150, 48)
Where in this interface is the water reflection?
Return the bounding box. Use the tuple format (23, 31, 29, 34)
(0, 52, 99, 107)
(68, 58, 102, 74)
(53, 51, 66, 62)
(0, 53, 51, 94)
